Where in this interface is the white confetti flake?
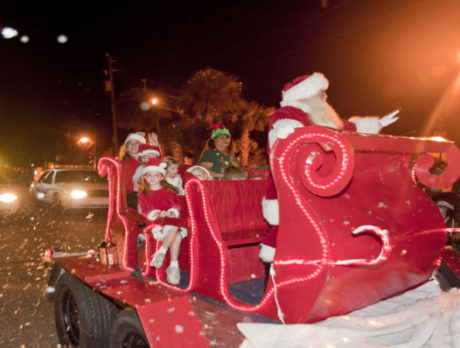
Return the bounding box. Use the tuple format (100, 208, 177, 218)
(175, 325, 184, 333)
(167, 307, 175, 313)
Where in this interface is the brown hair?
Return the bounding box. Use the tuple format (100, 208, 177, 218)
(162, 157, 179, 168)
(224, 167, 246, 180)
(118, 143, 137, 160)
(140, 175, 179, 195)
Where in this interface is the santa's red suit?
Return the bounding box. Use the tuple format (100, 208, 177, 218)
(259, 72, 399, 262)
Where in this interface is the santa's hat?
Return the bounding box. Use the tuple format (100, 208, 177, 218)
(281, 72, 329, 103)
(186, 165, 211, 180)
(124, 132, 146, 144)
(209, 122, 231, 139)
(138, 143, 160, 157)
(142, 158, 167, 176)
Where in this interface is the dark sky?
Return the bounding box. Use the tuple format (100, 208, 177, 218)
(1, 0, 460, 165)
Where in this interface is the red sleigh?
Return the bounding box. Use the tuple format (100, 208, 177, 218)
(48, 125, 460, 346)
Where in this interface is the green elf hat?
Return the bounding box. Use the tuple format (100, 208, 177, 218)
(209, 122, 231, 139)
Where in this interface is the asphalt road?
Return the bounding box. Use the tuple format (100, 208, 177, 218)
(0, 204, 107, 347)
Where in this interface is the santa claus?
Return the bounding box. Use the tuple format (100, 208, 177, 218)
(259, 72, 399, 263)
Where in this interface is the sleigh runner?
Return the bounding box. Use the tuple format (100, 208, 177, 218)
(47, 125, 460, 347)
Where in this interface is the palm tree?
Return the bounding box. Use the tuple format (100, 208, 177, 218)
(178, 68, 244, 159)
(234, 101, 275, 167)
(180, 68, 243, 124)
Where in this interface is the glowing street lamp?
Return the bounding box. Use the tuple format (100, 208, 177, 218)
(151, 97, 159, 105)
(77, 136, 97, 169)
(78, 137, 91, 145)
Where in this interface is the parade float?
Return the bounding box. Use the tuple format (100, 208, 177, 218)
(46, 125, 460, 347)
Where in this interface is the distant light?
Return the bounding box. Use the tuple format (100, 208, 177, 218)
(79, 137, 90, 144)
(19, 35, 29, 43)
(139, 102, 151, 111)
(36, 192, 45, 200)
(151, 98, 159, 105)
(57, 34, 68, 44)
(2, 27, 18, 39)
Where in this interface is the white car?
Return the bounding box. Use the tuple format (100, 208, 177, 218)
(30, 168, 109, 210)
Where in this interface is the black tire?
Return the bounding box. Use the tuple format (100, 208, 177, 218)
(107, 309, 149, 348)
(54, 272, 118, 347)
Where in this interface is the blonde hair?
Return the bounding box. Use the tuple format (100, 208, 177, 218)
(140, 174, 179, 195)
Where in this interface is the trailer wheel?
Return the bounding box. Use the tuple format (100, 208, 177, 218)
(107, 309, 149, 348)
(54, 272, 118, 347)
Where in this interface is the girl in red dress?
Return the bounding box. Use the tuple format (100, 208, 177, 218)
(138, 158, 186, 285)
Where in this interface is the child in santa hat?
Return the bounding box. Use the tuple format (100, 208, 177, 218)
(132, 143, 162, 192)
(138, 158, 186, 285)
(186, 165, 212, 181)
(120, 132, 160, 208)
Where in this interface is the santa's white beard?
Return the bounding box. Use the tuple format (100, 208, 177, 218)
(281, 97, 344, 129)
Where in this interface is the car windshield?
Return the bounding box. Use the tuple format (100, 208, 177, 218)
(54, 170, 107, 184)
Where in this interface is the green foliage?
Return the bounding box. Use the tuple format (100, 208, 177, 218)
(114, 68, 275, 163)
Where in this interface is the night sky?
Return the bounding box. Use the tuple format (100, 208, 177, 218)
(1, 0, 460, 166)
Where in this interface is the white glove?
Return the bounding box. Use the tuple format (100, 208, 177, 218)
(379, 109, 400, 128)
(276, 125, 295, 139)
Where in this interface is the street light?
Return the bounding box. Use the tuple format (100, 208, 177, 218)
(151, 97, 159, 105)
(77, 136, 97, 169)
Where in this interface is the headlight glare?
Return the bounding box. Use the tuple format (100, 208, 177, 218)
(71, 190, 87, 199)
(0, 193, 18, 203)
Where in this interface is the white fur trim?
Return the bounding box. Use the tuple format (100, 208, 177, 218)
(269, 119, 304, 149)
(348, 117, 382, 134)
(142, 165, 166, 176)
(186, 165, 211, 180)
(141, 149, 160, 157)
(180, 227, 188, 238)
(151, 225, 163, 240)
(282, 73, 329, 102)
(125, 133, 146, 144)
(147, 209, 161, 221)
(259, 243, 276, 263)
(262, 197, 279, 225)
(167, 207, 180, 218)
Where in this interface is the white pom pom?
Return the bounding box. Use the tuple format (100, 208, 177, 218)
(160, 162, 167, 169)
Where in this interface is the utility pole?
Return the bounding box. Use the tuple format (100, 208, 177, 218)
(105, 53, 118, 156)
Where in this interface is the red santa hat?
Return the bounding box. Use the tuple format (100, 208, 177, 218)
(138, 143, 160, 157)
(281, 72, 329, 103)
(142, 158, 167, 176)
(124, 132, 146, 144)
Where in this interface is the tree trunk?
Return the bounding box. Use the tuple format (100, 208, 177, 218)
(240, 122, 251, 167)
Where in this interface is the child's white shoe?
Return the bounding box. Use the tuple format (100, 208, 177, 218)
(150, 251, 165, 268)
(166, 265, 180, 285)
